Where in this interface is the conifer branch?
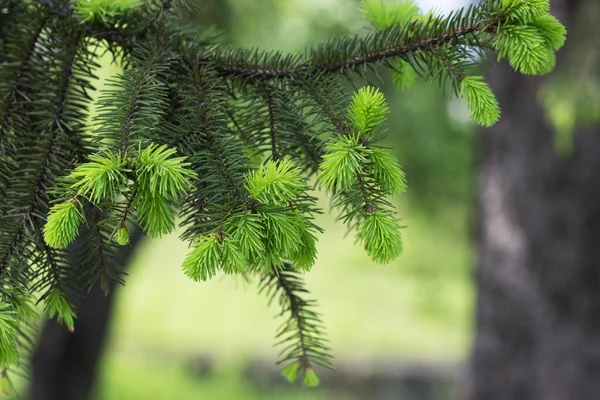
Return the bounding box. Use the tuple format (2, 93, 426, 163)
(212, 17, 498, 82)
(260, 265, 332, 385)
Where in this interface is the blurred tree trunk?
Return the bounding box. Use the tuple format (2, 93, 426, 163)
(470, 0, 600, 399)
(29, 229, 142, 400)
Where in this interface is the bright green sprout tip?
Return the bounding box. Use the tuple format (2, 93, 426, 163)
(359, 210, 403, 264)
(114, 224, 130, 246)
(43, 201, 86, 249)
(281, 362, 301, 383)
(303, 366, 321, 387)
(318, 136, 364, 192)
(348, 86, 389, 134)
(245, 160, 305, 205)
(460, 76, 500, 128)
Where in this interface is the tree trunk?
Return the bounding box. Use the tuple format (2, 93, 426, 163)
(29, 230, 143, 400)
(470, 0, 600, 399)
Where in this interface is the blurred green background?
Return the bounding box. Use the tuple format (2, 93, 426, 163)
(93, 0, 476, 398)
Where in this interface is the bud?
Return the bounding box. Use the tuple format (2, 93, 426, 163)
(115, 224, 130, 246)
(281, 362, 301, 383)
(303, 366, 320, 387)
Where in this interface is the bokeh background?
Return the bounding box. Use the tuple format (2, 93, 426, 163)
(83, 1, 479, 399)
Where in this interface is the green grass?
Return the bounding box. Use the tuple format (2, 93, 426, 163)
(98, 352, 353, 400)
(93, 194, 473, 399)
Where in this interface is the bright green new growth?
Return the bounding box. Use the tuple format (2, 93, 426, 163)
(359, 211, 403, 264)
(318, 136, 364, 192)
(181, 160, 318, 279)
(303, 366, 321, 388)
(134, 192, 176, 238)
(43, 289, 76, 331)
(460, 76, 501, 128)
(495, 0, 566, 76)
(290, 213, 319, 270)
(135, 143, 195, 201)
(531, 14, 567, 51)
(229, 213, 266, 264)
(1, 371, 10, 396)
(182, 234, 245, 281)
(502, 0, 549, 24)
(182, 234, 222, 281)
(349, 86, 389, 134)
(281, 361, 321, 387)
(282, 361, 302, 384)
(367, 147, 408, 194)
(260, 211, 303, 267)
(114, 224, 130, 246)
(494, 25, 555, 75)
(75, 0, 142, 23)
(43, 142, 195, 243)
(68, 151, 128, 205)
(43, 201, 86, 249)
(246, 160, 305, 205)
(318, 86, 405, 264)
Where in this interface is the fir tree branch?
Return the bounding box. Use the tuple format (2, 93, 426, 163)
(260, 265, 333, 372)
(212, 18, 499, 82)
(40, 0, 501, 84)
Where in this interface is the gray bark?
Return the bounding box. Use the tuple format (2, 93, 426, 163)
(470, 0, 600, 399)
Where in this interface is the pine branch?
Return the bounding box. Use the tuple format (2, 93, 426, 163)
(211, 16, 499, 82)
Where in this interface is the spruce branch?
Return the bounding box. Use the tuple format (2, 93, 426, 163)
(260, 265, 332, 386)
